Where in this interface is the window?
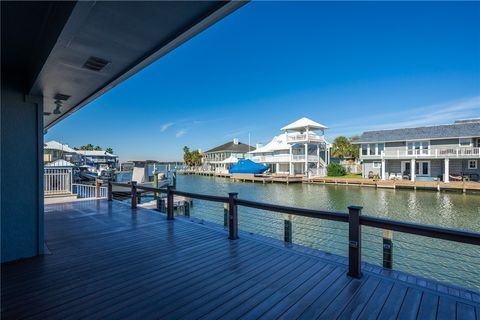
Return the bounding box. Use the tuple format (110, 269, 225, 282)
(469, 160, 477, 169)
(377, 143, 384, 154)
(459, 138, 472, 147)
(361, 144, 368, 156)
(369, 143, 376, 155)
(372, 161, 381, 168)
(407, 140, 429, 155)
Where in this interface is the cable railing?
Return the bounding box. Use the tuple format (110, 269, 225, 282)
(108, 181, 480, 287)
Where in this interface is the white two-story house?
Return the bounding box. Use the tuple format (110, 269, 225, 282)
(356, 119, 480, 182)
(249, 117, 330, 176)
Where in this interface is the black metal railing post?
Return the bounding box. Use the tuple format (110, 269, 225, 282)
(131, 181, 137, 209)
(167, 186, 174, 220)
(108, 181, 113, 201)
(347, 205, 362, 278)
(228, 193, 238, 240)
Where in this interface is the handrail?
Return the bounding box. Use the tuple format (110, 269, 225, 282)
(235, 198, 349, 222)
(107, 180, 480, 279)
(360, 215, 480, 245)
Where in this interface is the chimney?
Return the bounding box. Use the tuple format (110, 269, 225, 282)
(256, 143, 263, 149)
(233, 138, 239, 145)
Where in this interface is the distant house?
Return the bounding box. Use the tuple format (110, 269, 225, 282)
(44, 140, 118, 170)
(249, 117, 331, 176)
(44, 141, 81, 164)
(203, 139, 255, 172)
(76, 150, 118, 171)
(355, 119, 480, 182)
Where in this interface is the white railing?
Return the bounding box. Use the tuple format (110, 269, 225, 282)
(44, 168, 72, 195)
(363, 147, 480, 159)
(287, 133, 324, 143)
(72, 184, 108, 199)
(251, 155, 290, 163)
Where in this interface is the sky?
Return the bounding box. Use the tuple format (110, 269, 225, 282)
(45, 1, 480, 161)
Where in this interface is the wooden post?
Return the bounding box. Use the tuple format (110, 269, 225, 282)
(95, 178, 101, 198)
(184, 202, 190, 217)
(153, 172, 159, 199)
(172, 171, 177, 189)
(223, 202, 229, 228)
(228, 193, 238, 240)
(131, 181, 137, 209)
(107, 181, 113, 201)
(167, 186, 174, 220)
(383, 230, 393, 269)
(347, 205, 362, 278)
(284, 214, 292, 243)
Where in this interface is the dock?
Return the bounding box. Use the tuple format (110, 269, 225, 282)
(303, 177, 480, 193)
(2, 199, 478, 319)
(179, 170, 304, 184)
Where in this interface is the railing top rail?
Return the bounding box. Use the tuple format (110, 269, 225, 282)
(360, 215, 480, 246)
(173, 190, 229, 203)
(235, 198, 349, 222)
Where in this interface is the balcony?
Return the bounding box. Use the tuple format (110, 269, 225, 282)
(362, 147, 480, 159)
(286, 133, 324, 144)
(251, 155, 290, 163)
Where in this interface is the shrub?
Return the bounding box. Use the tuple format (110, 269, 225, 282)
(327, 163, 346, 176)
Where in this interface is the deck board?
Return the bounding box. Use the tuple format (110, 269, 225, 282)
(1, 199, 479, 319)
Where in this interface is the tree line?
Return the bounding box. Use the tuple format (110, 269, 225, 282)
(183, 146, 202, 167)
(74, 144, 114, 154)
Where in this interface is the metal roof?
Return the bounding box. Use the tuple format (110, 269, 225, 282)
(356, 121, 480, 143)
(281, 117, 327, 131)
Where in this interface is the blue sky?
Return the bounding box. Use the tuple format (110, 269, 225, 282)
(46, 1, 480, 161)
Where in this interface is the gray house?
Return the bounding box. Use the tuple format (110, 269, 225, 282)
(356, 119, 480, 182)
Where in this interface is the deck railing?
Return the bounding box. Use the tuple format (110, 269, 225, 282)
(72, 183, 108, 199)
(44, 168, 72, 195)
(363, 147, 480, 159)
(109, 181, 480, 279)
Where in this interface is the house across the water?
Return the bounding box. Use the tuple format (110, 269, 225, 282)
(202, 139, 255, 172)
(249, 117, 331, 176)
(356, 119, 480, 182)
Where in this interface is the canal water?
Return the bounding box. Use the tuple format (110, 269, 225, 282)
(172, 174, 480, 292)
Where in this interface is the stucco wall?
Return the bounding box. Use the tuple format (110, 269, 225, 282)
(1, 85, 44, 262)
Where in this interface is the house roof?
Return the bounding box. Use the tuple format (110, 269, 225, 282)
(44, 140, 77, 153)
(250, 133, 290, 153)
(281, 117, 327, 131)
(205, 141, 255, 153)
(356, 121, 480, 143)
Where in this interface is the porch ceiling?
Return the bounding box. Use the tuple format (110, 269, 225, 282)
(1, 1, 246, 130)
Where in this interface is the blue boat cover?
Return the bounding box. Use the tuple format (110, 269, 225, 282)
(229, 159, 269, 174)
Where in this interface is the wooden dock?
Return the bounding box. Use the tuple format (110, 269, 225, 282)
(179, 170, 303, 184)
(1, 200, 479, 319)
(304, 177, 480, 193)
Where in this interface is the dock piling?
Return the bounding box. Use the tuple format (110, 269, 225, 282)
(284, 214, 292, 243)
(167, 186, 174, 220)
(383, 230, 393, 269)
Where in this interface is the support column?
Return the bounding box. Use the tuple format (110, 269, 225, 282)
(410, 158, 416, 182)
(289, 145, 293, 175)
(304, 143, 308, 174)
(316, 144, 320, 174)
(381, 159, 386, 180)
(444, 158, 450, 183)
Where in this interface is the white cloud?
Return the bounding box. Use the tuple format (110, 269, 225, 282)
(176, 129, 187, 138)
(160, 122, 174, 132)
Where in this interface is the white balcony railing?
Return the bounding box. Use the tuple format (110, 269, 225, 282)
(251, 155, 290, 163)
(362, 147, 480, 159)
(286, 133, 324, 143)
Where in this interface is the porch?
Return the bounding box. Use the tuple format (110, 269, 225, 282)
(2, 200, 479, 319)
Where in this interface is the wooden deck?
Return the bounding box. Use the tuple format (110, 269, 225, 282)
(1, 200, 479, 319)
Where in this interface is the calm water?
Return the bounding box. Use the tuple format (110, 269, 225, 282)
(170, 174, 480, 292)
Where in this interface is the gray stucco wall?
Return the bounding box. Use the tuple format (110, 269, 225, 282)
(362, 160, 381, 178)
(450, 159, 480, 176)
(1, 85, 44, 262)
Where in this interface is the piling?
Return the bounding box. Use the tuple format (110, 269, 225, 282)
(383, 230, 393, 269)
(223, 202, 229, 228)
(284, 214, 292, 243)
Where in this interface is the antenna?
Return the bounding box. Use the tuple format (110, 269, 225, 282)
(248, 133, 251, 152)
